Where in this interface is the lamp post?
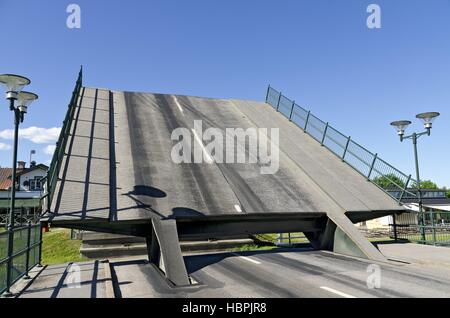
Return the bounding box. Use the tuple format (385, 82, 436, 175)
(0, 74, 38, 228)
(390, 112, 440, 243)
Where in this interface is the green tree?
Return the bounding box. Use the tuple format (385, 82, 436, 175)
(421, 180, 439, 189)
(411, 179, 439, 189)
(373, 174, 406, 189)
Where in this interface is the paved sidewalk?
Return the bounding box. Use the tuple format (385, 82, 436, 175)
(376, 242, 450, 281)
(377, 242, 450, 266)
(14, 260, 111, 298)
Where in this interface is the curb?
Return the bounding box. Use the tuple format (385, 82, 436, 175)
(102, 260, 115, 298)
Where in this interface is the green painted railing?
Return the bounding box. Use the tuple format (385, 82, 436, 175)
(266, 86, 417, 202)
(41, 67, 83, 215)
(0, 222, 42, 295)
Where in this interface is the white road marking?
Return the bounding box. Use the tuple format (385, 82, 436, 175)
(320, 286, 357, 298)
(234, 205, 242, 212)
(191, 128, 214, 164)
(173, 96, 184, 115)
(231, 253, 261, 265)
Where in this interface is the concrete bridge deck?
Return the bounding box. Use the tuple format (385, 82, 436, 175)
(43, 86, 405, 285)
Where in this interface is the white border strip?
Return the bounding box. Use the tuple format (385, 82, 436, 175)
(231, 253, 261, 265)
(320, 286, 357, 298)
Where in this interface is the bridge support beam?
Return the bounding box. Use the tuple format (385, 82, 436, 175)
(305, 213, 386, 262)
(146, 218, 190, 286)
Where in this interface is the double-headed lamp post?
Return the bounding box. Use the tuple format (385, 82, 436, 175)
(0, 74, 38, 229)
(390, 112, 440, 242)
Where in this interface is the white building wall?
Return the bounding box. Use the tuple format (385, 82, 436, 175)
(18, 168, 46, 191)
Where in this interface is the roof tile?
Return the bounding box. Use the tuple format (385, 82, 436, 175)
(0, 168, 12, 190)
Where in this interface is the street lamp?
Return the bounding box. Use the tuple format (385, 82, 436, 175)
(390, 111, 440, 242)
(390, 120, 412, 141)
(0, 74, 37, 228)
(17, 91, 39, 121)
(416, 112, 440, 133)
(0, 74, 30, 109)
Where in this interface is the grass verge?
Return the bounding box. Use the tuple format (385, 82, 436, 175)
(232, 234, 398, 253)
(42, 228, 87, 265)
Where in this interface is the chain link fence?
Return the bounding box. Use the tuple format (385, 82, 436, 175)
(265, 86, 417, 202)
(390, 211, 450, 246)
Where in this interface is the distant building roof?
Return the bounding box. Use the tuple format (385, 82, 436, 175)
(16, 164, 48, 177)
(0, 164, 48, 190)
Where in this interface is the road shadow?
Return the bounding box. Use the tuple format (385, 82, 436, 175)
(129, 185, 167, 198)
(184, 246, 314, 274)
(372, 239, 409, 247)
(118, 185, 168, 219)
(170, 207, 205, 218)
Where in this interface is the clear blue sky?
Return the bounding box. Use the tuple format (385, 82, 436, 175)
(0, 0, 449, 187)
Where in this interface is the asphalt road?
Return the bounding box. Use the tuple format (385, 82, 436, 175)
(119, 91, 403, 219)
(111, 248, 450, 298)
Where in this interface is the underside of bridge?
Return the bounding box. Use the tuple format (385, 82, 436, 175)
(43, 84, 405, 286)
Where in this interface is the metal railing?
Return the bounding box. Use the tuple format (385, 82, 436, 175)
(0, 222, 42, 295)
(266, 86, 417, 202)
(41, 67, 83, 215)
(276, 233, 308, 246)
(390, 211, 450, 246)
(1, 209, 41, 227)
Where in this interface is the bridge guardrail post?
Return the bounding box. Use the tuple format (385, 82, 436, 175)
(37, 223, 43, 267)
(46, 172, 51, 213)
(289, 100, 295, 121)
(24, 221, 32, 279)
(4, 225, 14, 296)
(398, 175, 412, 204)
(276, 92, 282, 111)
(342, 136, 351, 161)
(265, 85, 271, 103)
(321, 123, 329, 146)
(430, 209, 437, 245)
(304, 111, 311, 132)
(367, 154, 378, 180)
